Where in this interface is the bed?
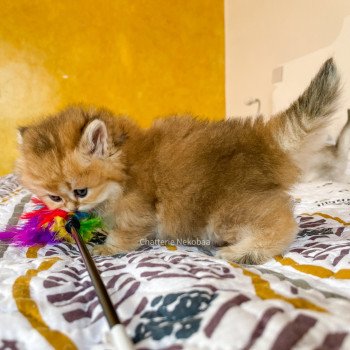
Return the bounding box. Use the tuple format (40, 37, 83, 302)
(1, 173, 350, 350)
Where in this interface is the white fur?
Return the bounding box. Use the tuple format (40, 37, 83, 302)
(78, 182, 123, 211)
(81, 119, 108, 157)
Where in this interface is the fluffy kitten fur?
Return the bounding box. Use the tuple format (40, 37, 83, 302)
(16, 58, 340, 264)
(301, 112, 350, 182)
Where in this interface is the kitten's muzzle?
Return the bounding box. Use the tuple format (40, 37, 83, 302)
(66, 202, 78, 211)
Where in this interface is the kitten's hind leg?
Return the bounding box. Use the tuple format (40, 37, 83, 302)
(214, 194, 297, 264)
(216, 226, 294, 264)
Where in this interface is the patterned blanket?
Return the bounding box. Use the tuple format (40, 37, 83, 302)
(1, 174, 350, 350)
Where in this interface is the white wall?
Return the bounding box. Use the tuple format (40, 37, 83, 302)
(273, 16, 350, 138)
(226, 0, 350, 117)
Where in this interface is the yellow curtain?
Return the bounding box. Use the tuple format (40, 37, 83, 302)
(0, 0, 225, 175)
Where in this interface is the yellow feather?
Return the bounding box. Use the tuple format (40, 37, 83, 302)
(52, 217, 74, 243)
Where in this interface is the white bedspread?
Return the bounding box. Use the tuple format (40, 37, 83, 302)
(0, 174, 350, 350)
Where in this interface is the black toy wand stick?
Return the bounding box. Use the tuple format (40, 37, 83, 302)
(65, 216, 134, 349)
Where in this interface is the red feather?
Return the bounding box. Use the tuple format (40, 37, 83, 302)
(21, 199, 69, 228)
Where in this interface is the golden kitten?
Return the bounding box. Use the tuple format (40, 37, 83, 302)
(16, 58, 340, 264)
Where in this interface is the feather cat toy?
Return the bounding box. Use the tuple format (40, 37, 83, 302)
(0, 197, 135, 349)
(0, 197, 103, 245)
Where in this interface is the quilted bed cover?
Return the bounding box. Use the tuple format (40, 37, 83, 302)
(1, 174, 350, 350)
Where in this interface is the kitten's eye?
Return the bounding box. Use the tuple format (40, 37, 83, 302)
(74, 188, 88, 198)
(49, 195, 62, 202)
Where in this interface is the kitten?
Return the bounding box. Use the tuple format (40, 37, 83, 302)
(16, 58, 340, 264)
(301, 112, 350, 182)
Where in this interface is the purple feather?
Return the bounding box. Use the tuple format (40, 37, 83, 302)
(0, 230, 15, 241)
(0, 216, 57, 246)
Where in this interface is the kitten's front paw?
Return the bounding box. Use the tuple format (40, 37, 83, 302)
(92, 244, 121, 256)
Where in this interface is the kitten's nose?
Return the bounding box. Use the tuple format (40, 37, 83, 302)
(66, 202, 78, 211)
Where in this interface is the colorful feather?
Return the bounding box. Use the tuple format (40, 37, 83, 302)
(0, 198, 104, 246)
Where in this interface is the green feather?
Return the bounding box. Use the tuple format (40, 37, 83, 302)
(78, 216, 103, 242)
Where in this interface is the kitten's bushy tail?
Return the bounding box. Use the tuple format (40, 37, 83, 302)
(270, 58, 341, 153)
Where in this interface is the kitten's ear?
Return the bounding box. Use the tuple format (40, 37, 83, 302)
(17, 126, 28, 145)
(80, 119, 108, 157)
